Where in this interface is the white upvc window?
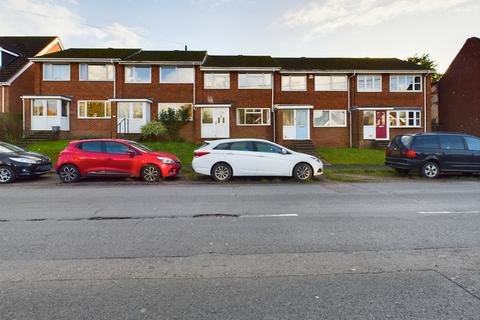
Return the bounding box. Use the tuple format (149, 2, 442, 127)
(204, 72, 230, 89)
(77, 100, 111, 119)
(281, 75, 307, 91)
(315, 75, 347, 91)
(389, 110, 421, 127)
(238, 73, 272, 89)
(357, 75, 382, 92)
(158, 103, 193, 120)
(79, 64, 114, 81)
(124, 66, 151, 83)
(236, 108, 271, 126)
(390, 75, 422, 92)
(160, 67, 194, 83)
(43, 64, 70, 81)
(313, 110, 347, 127)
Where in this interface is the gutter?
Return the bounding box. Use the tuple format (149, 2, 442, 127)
(111, 59, 116, 99)
(271, 69, 275, 143)
(423, 71, 432, 133)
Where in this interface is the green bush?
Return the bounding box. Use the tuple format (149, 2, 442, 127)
(0, 113, 22, 143)
(140, 120, 166, 140)
(158, 107, 189, 140)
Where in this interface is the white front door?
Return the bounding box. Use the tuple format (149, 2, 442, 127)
(282, 109, 310, 140)
(201, 108, 230, 138)
(117, 102, 150, 134)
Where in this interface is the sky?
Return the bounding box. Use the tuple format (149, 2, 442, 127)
(0, 0, 479, 72)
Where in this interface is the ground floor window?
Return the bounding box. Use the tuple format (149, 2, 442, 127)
(313, 110, 346, 127)
(33, 99, 63, 117)
(389, 110, 421, 127)
(158, 103, 193, 120)
(78, 100, 111, 119)
(236, 108, 270, 125)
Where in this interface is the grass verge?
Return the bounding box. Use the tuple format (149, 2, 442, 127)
(317, 147, 385, 166)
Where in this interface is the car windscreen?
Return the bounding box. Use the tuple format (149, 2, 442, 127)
(128, 142, 153, 152)
(0, 143, 24, 153)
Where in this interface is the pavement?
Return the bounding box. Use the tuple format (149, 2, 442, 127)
(1, 179, 480, 319)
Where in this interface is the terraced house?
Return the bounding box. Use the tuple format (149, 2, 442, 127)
(21, 47, 432, 148)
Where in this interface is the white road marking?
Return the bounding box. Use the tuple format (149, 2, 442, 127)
(241, 214, 298, 218)
(418, 210, 480, 215)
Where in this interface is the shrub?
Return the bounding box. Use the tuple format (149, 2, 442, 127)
(158, 107, 190, 140)
(140, 120, 166, 140)
(0, 113, 22, 143)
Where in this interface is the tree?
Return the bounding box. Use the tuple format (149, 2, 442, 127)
(407, 53, 443, 82)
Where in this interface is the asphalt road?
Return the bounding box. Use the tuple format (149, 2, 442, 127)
(1, 178, 480, 319)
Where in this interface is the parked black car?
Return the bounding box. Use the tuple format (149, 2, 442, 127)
(385, 133, 480, 178)
(0, 142, 52, 183)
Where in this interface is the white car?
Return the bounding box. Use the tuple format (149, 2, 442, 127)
(192, 138, 323, 182)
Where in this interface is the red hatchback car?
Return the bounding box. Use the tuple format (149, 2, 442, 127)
(55, 139, 181, 183)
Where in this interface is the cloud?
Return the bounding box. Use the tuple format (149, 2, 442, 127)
(0, 0, 148, 47)
(284, 0, 474, 40)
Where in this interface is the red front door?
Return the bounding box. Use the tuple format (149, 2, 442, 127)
(375, 110, 387, 140)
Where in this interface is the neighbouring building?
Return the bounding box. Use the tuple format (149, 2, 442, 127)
(22, 47, 432, 147)
(0, 36, 63, 115)
(438, 37, 480, 137)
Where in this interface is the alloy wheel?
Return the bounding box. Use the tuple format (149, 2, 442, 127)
(60, 165, 79, 183)
(214, 165, 230, 181)
(143, 166, 160, 182)
(423, 163, 439, 178)
(0, 167, 13, 183)
(295, 164, 312, 181)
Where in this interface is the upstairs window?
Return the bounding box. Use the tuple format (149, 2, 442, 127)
(204, 73, 230, 89)
(238, 73, 272, 89)
(160, 67, 194, 83)
(79, 64, 114, 81)
(43, 64, 70, 81)
(390, 75, 422, 92)
(281, 75, 307, 91)
(125, 66, 151, 83)
(357, 75, 382, 92)
(315, 75, 347, 91)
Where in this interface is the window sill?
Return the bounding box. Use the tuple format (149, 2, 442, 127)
(390, 126, 422, 129)
(236, 124, 271, 126)
(78, 117, 112, 120)
(203, 87, 231, 90)
(42, 79, 71, 82)
(313, 125, 347, 128)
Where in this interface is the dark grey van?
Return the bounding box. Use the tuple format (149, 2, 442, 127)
(385, 133, 480, 178)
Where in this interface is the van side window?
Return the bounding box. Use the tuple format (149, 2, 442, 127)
(412, 136, 439, 149)
(439, 135, 466, 150)
(465, 137, 480, 151)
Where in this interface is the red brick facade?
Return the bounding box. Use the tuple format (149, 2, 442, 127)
(438, 37, 480, 137)
(24, 55, 432, 148)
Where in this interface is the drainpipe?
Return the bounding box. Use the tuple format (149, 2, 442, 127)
(423, 72, 431, 133)
(22, 98, 25, 137)
(271, 70, 275, 143)
(112, 59, 116, 98)
(348, 71, 357, 148)
(1, 86, 4, 113)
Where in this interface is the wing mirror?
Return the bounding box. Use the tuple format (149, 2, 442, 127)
(126, 149, 136, 158)
(281, 149, 289, 155)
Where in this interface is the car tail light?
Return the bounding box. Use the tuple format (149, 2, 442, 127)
(194, 151, 210, 157)
(402, 149, 417, 158)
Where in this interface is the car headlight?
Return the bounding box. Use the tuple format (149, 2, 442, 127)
(157, 156, 175, 164)
(10, 157, 38, 164)
(310, 156, 321, 163)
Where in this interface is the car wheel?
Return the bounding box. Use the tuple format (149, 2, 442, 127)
(141, 165, 161, 182)
(212, 163, 232, 182)
(59, 164, 80, 183)
(0, 166, 15, 184)
(293, 163, 313, 181)
(421, 161, 440, 179)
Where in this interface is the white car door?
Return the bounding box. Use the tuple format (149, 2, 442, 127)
(254, 141, 293, 176)
(222, 141, 257, 176)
